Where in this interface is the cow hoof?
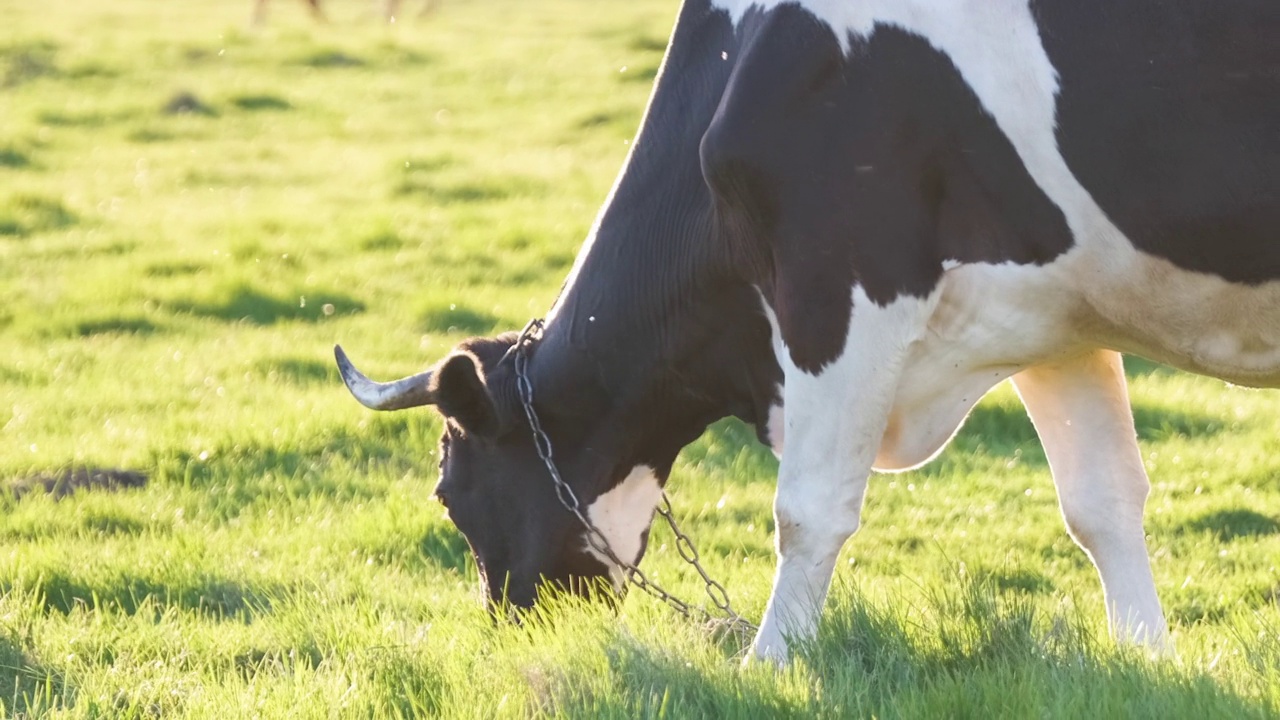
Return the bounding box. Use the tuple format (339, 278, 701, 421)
(742, 648, 789, 669)
(745, 634, 791, 667)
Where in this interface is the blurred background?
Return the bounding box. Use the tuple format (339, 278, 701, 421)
(1, 0, 676, 470)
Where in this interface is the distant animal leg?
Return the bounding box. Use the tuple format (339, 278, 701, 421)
(751, 290, 930, 663)
(304, 0, 326, 22)
(1013, 349, 1169, 648)
(251, 0, 269, 26)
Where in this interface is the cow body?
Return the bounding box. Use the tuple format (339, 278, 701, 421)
(337, 0, 1279, 662)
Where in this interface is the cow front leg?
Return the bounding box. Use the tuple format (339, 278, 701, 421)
(1013, 350, 1169, 648)
(752, 290, 931, 663)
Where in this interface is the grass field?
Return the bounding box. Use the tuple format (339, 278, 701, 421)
(1, 0, 1278, 716)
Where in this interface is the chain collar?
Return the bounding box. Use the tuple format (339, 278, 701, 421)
(509, 318, 757, 638)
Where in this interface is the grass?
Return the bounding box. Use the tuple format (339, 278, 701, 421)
(0, 0, 1277, 716)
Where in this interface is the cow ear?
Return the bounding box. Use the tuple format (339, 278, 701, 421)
(430, 352, 500, 437)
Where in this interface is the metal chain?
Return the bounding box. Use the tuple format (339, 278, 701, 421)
(510, 318, 757, 637)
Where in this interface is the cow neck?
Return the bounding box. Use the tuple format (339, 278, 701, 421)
(529, 290, 776, 499)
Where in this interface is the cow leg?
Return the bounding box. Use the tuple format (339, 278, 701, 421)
(752, 290, 931, 663)
(1012, 350, 1169, 648)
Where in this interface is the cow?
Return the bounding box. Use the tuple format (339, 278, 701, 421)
(335, 0, 1280, 663)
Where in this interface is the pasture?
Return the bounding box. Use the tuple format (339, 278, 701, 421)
(1, 0, 1277, 716)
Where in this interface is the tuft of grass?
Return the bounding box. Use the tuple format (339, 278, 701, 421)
(162, 91, 216, 116)
(0, 146, 33, 168)
(0, 193, 77, 237)
(229, 93, 293, 112)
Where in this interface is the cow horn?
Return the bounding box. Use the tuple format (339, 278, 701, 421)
(334, 345, 438, 410)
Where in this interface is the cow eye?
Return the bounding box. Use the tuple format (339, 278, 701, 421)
(433, 489, 450, 509)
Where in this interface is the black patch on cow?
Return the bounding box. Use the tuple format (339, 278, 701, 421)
(1035, 0, 1280, 284)
(432, 352, 501, 438)
(701, 6, 1073, 373)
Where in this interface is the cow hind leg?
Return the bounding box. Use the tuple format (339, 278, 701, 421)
(1013, 350, 1169, 648)
(752, 289, 932, 663)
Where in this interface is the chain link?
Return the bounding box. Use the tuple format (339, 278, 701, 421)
(510, 319, 757, 638)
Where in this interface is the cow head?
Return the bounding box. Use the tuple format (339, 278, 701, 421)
(334, 333, 661, 613)
(330, 0, 791, 615)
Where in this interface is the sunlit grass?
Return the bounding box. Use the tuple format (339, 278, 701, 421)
(0, 0, 1277, 716)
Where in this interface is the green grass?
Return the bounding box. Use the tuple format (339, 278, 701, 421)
(1, 0, 1278, 716)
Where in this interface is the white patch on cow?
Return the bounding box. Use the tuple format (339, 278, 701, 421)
(583, 465, 664, 587)
(875, 259, 1084, 470)
(752, 286, 937, 663)
(765, 401, 785, 457)
(755, 292, 789, 458)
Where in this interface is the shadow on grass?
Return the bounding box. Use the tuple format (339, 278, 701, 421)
(1, 571, 283, 620)
(0, 508, 167, 543)
(254, 356, 334, 386)
(0, 633, 71, 716)
(2, 40, 58, 87)
(617, 64, 660, 84)
(917, 397, 1225, 478)
(1124, 355, 1178, 378)
(358, 225, 408, 252)
(549, 638, 796, 717)
(5, 468, 147, 501)
(230, 93, 292, 112)
(1181, 509, 1280, 542)
(37, 108, 139, 127)
(144, 259, 207, 277)
(162, 90, 216, 116)
(392, 169, 547, 204)
(359, 521, 473, 575)
(0, 146, 31, 169)
(171, 283, 364, 325)
(0, 362, 50, 387)
(295, 49, 364, 68)
(52, 315, 163, 338)
(970, 565, 1054, 595)
(680, 418, 777, 485)
(151, 414, 439, 520)
(232, 645, 325, 682)
(794, 579, 1275, 718)
(575, 108, 637, 131)
(417, 523, 470, 575)
(0, 193, 77, 238)
(417, 302, 499, 335)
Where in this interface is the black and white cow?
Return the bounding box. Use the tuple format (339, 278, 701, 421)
(337, 0, 1279, 662)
